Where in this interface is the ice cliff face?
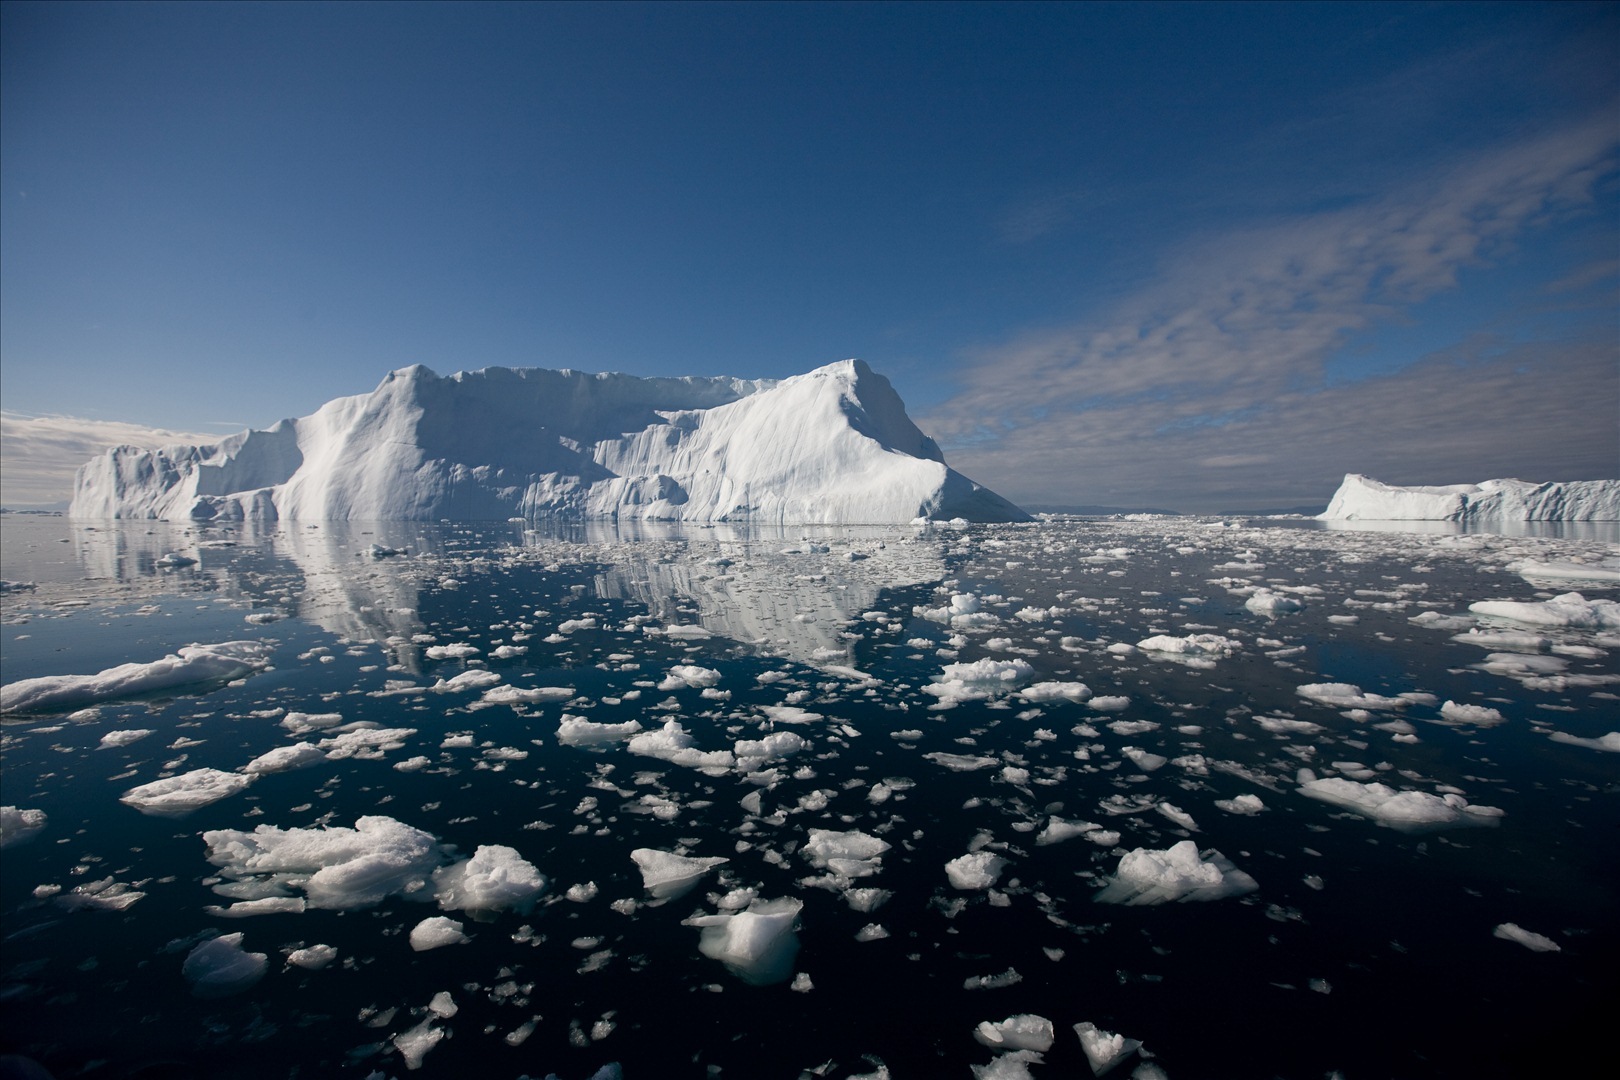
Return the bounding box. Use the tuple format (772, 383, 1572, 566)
(71, 360, 1028, 523)
(1320, 474, 1620, 522)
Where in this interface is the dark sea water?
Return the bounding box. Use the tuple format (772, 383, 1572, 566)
(1, 516, 1615, 1080)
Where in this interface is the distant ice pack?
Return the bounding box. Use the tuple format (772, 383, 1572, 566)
(70, 359, 1026, 524)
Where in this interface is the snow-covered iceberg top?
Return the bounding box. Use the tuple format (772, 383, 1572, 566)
(70, 359, 1027, 524)
(1320, 473, 1619, 522)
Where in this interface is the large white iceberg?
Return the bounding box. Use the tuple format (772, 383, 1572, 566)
(1320, 473, 1620, 522)
(70, 360, 1026, 524)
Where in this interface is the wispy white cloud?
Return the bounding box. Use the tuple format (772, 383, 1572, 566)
(0, 412, 216, 508)
(922, 110, 1620, 511)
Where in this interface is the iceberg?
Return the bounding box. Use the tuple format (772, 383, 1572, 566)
(70, 359, 1027, 524)
(630, 848, 728, 899)
(183, 933, 268, 998)
(687, 896, 803, 985)
(1, 640, 272, 714)
(1320, 473, 1620, 522)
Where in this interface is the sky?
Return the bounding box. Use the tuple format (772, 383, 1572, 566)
(2, 1, 1616, 511)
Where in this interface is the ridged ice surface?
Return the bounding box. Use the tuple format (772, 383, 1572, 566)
(1321, 473, 1620, 522)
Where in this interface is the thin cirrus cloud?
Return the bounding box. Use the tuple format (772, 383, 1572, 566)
(922, 109, 1620, 512)
(0, 412, 218, 508)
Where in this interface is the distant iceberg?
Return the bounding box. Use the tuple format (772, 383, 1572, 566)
(1320, 473, 1619, 522)
(70, 359, 1026, 524)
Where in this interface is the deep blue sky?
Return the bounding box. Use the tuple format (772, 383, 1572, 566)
(3, 1, 1616, 510)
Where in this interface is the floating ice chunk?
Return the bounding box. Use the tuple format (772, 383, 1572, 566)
(962, 967, 1023, 990)
(925, 658, 1034, 706)
(1095, 840, 1257, 905)
(627, 719, 735, 772)
(98, 728, 154, 748)
(1, 640, 272, 714)
(734, 731, 808, 774)
(316, 727, 416, 760)
(286, 944, 337, 969)
(1548, 730, 1620, 752)
(1246, 589, 1304, 615)
(1469, 592, 1620, 630)
(1019, 680, 1092, 703)
(658, 664, 722, 690)
(434, 844, 546, 914)
(1438, 700, 1506, 726)
(802, 828, 891, 880)
(1123, 748, 1166, 772)
(1214, 794, 1266, 815)
(688, 896, 802, 985)
(392, 1018, 443, 1070)
(183, 933, 268, 998)
(1135, 633, 1237, 662)
(0, 806, 47, 847)
(1088, 695, 1131, 711)
(54, 876, 144, 911)
(854, 923, 889, 942)
(1074, 1021, 1142, 1076)
(203, 896, 307, 918)
(557, 715, 644, 746)
(1493, 922, 1561, 952)
(974, 1014, 1055, 1052)
(1510, 559, 1620, 584)
(630, 848, 729, 899)
(922, 752, 999, 772)
(1295, 682, 1406, 711)
(1156, 802, 1197, 831)
(427, 669, 503, 694)
(945, 851, 1007, 890)
(242, 742, 326, 774)
(843, 887, 892, 912)
(424, 643, 480, 660)
(1035, 817, 1100, 845)
(121, 768, 254, 817)
(1452, 627, 1553, 652)
(482, 684, 573, 706)
(409, 916, 469, 951)
(1299, 777, 1503, 831)
(971, 1050, 1046, 1080)
(760, 704, 823, 725)
(203, 816, 445, 909)
(566, 881, 600, 902)
(427, 990, 458, 1017)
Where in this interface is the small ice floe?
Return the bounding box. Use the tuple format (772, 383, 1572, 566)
(286, 943, 337, 969)
(658, 664, 722, 690)
(1073, 1021, 1142, 1076)
(393, 1017, 444, 1069)
(1094, 840, 1257, 905)
(365, 543, 407, 559)
(1294, 682, 1406, 711)
(0, 806, 48, 847)
(1245, 589, 1305, 615)
(427, 669, 502, 694)
(54, 876, 145, 911)
(1, 640, 272, 714)
(1548, 730, 1620, 752)
(1018, 680, 1092, 703)
(98, 728, 155, 749)
(424, 643, 480, 660)
(1437, 700, 1506, 726)
(962, 967, 1023, 990)
(203, 815, 444, 909)
(1035, 817, 1102, 845)
(627, 720, 735, 772)
(945, 851, 1008, 890)
(409, 916, 470, 951)
(1468, 592, 1620, 630)
(974, 1014, 1055, 1052)
(734, 731, 808, 774)
(203, 896, 307, 918)
(922, 751, 999, 772)
(557, 715, 643, 746)
(1214, 794, 1266, 816)
(1493, 922, 1562, 953)
(121, 768, 255, 817)
(241, 742, 326, 774)
(433, 844, 547, 914)
(630, 848, 728, 899)
(686, 896, 802, 984)
(1134, 633, 1238, 667)
(482, 684, 572, 706)
(925, 658, 1035, 707)
(1508, 559, 1620, 585)
(801, 829, 891, 883)
(183, 933, 268, 998)
(1298, 777, 1503, 831)
(154, 552, 198, 568)
(970, 1049, 1046, 1080)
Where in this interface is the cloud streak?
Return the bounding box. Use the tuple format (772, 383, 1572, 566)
(922, 110, 1619, 511)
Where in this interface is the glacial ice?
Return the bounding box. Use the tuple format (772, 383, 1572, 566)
(1299, 777, 1504, 831)
(433, 844, 547, 914)
(1074, 1021, 1143, 1076)
(1321, 473, 1620, 522)
(71, 359, 1027, 524)
(1, 640, 272, 714)
(688, 896, 803, 984)
(120, 768, 255, 817)
(1468, 592, 1620, 630)
(630, 848, 729, 899)
(0, 806, 47, 847)
(1493, 922, 1561, 952)
(285, 943, 337, 969)
(202, 816, 445, 909)
(945, 851, 1008, 890)
(1094, 840, 1257, 905)
(183, 933, 268, 998)
(409, 916, 470, 951)
(974, 1014, 1056, 1051)
(801, 829, 891, 880)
